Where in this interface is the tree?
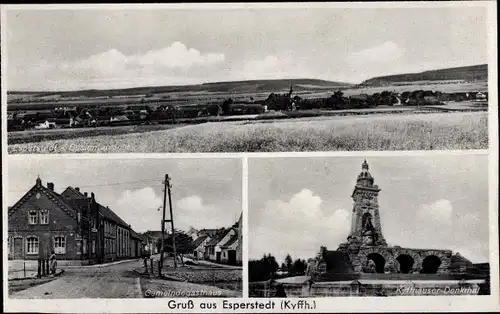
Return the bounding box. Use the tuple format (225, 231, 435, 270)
(291, 259, 307, 276)
(222, 98, 234, 115)
(163, 230, 194, 266)
(285, 254, 293, 273)
(206, 104, 222, 116)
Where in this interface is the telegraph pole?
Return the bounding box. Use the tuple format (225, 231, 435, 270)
(159, 174, 178, 276)
(159, 175, 168, 276)
(166, 174, 178, 268)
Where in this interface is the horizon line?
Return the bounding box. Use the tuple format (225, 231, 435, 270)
(6, 63, 488, 94)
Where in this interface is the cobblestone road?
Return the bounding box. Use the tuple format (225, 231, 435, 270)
(10, 260, 143, 299)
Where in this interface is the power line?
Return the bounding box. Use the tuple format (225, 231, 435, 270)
(7, 178, 163, 192)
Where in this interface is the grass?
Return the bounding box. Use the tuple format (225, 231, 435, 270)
(8, 112, 487, 153)
(8, 124, 184, 145)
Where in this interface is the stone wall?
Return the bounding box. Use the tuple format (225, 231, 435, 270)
(249, 279, 484, 297)
(348, 246, 453, 274)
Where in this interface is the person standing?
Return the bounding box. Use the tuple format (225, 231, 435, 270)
(49, 251, 57, 275)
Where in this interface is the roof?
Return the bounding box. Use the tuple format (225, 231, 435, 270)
(130, 229, 144, 241)
(61, 186, 130, 228)
(8, 181, 77, 220)
(206, 228, 230, 246)
(98, 203, 129, 228)
(275, 276, 311, 284)
(221, 233, 238, 249)
(192, 235, 209, 249)
(61, 186, 86, 199)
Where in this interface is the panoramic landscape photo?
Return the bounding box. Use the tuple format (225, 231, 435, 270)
(5, 6, 489, 153)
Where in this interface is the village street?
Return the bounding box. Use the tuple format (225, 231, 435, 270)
(10, 259, 144, 299)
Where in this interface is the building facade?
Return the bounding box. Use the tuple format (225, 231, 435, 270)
(8, 177, 142, 265)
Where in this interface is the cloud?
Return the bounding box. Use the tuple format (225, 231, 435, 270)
(346, 41, 405, 64)
(395, 199, 488, 262)
(112, 187, 163, 232)
(66, 41, 224, 74)
(250, 189, 350, 262)
(417, 199, 453, 225)
(175, 195, 237, 232)
(23, 42, 225, 90)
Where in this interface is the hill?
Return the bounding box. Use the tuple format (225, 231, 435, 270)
(360, 64, 488, 86)
(8, 79, 352, 99)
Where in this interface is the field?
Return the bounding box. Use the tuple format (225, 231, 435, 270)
(8, 111, 488, 153)
(8, 124, 185, 145)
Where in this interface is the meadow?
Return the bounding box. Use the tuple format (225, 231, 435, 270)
(8, 111, 488, 153)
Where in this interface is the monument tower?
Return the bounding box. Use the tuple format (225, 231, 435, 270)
(348, 160, 387, 246)
(308, 159, 457, 278)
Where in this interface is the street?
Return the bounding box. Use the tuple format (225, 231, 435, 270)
(10, 259, 143, 299)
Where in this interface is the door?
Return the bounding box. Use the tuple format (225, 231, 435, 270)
(228, 250, 237, 265)
(13, 237, 23, 259)
(216, 252, 221, 263)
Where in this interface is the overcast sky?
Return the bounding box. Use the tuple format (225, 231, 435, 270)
(5, 6, 488, 91)
(248, 154, 489, 265)
(7, 157, 242, 233)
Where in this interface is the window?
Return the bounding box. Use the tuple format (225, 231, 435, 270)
(40, 210, 49, 224)
(54, 236, 66, 254)
(92, 239, 96, 254)
(26, 236, 39, 254)
(28, 211, 38, 225)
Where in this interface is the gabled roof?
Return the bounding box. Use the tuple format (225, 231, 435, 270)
(130, 229, 144, 241)
(61, 186, 130, 228)
(192, 235, 209, 249)
(97, 203, 129, 228)
(8, 181, 77, 220)
(221, 233, 238, 249)
(206, 228, 231, 246)
(61, 186, 86, 199)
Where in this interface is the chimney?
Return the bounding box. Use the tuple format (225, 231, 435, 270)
(84, 192, 88, 198)
(47, 182, 54, 191)
(75, 187, 80, 192)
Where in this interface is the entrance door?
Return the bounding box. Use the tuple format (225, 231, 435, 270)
(13, 237, 23, 259)
(216, 252, 221, 263)
(228, 250, 237, 265)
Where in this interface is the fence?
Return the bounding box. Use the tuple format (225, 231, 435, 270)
(9, 259, 54, 280)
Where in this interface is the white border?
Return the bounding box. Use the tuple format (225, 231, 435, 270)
(2, 1, 499, 313)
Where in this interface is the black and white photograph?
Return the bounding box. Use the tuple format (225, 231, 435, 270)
(7, 157, 243, 299)
(248, 154, 490, 297)
(1, 1, 498, 313)
(4, 5, 489, 153)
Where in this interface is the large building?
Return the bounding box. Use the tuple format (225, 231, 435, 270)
(8, 177, 144, 265)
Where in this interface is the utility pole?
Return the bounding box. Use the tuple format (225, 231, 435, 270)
(159, 174, 177, 277)
(166, 174, 178, 268)
(159, 175, 168, 276)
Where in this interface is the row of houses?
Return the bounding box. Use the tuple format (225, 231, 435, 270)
(141, 214, 243, 266)
(7, 177, 144, 265)
(191, 214, 242, 266)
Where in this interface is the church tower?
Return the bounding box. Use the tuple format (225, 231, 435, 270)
(348, 160, 387, 246)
